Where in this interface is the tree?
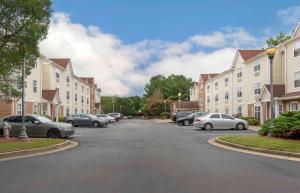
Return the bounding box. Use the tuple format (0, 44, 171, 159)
(266, 32, 291, 47)
(0, 0, 52, 97)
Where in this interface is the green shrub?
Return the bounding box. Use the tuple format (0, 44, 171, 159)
(160, 112, 170, 119)
(259, 111, 300, 139)
(240, 116, 259, 126)
(58, 116, 65, 122)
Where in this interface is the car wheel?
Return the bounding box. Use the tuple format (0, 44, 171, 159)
(236, 123, 245, 130)
(204, 123, 213, 130)
(183, 120, 189, 126)
(47, 129, 61, 138)
(67, 121, 74, 126)
(93, 121, 99, 127)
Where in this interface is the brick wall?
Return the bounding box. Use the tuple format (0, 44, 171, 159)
(0, 99, 13, 118)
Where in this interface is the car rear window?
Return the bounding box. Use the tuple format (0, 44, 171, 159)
(210, 114, 220, 119)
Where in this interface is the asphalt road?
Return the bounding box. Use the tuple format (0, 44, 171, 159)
(0, 120, 299, 193)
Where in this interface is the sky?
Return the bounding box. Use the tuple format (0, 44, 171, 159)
(39, 0, 300, 96)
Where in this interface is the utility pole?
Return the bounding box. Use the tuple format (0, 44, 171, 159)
(18, 58, 28, 139)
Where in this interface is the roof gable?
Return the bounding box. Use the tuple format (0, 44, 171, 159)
(238, 50, 264, 61)
(49, 58, 70, 69)
(292, 22, 300, 37)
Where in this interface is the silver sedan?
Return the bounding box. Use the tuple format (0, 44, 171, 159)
(193, 113, 249, 130)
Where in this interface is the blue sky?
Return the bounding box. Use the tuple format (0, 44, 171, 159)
(39, 1, 300, 96)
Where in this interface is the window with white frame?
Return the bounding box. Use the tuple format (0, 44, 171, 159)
(225, 107, 229, 114)
(294, 40, 300, 57)
(237, 105, 242, 116)
(66, 76, 70, 86)
(278, 103, 283, 114)
(290, 102, 298, 111)
(33, 104, 38, 115)
(207, 96, 210, 103)
(66, 91, 70, 100)
(254, 106, 261, 119)
(237, 67, 242, 78)
(75, 81, 78, 90)
(207, 85, 210, 91)
(224, 77, 229, 86)
(294, 71, 300, 87)
(75, 108, 78, 114)
(81, 96, 84, 104)
(82, 86, 84, 92)
(215, 94, 218, 102)
(33, 80, 37, 93)
(214, 82, 218, 89)
(87, 97, 89, 104)
(254, 62, 260, 73)
(66, 108, 70, 116)
(17, 102, 22, 115)
(237, 87, 242, 97)
(55, 72, 60, 82)
(225, 91, 229, 101)
(81, 108, 84, 113)
(87, 110, 89, 114)
(254, 82, 261, 95)
(75, 94, 78, 101)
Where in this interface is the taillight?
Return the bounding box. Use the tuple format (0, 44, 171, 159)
(195, 118, 201, 122)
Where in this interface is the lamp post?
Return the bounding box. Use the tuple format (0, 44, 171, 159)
(18, 58, 28, 139)
(178, 92, 182, 110)
(112, 96, 115, 113)
(266, 46, 276, 136)
(164, 100, 167, 113)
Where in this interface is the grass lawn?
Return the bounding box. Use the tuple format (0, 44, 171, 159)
(0, 138, 66, 153)
(219, 135, 300, 153)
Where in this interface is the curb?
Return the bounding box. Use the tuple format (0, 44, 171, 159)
(0, 140, 74, 159)
(215, 137, 300, 159)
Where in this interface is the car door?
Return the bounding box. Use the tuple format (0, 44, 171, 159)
(208, 114, 222, 129)
(6, 116, 22, 136)
(80, 114, 91, 126)
(72, 114, 82, 126)
(25, 116, 44, 137)
(221, 114, 235, 129)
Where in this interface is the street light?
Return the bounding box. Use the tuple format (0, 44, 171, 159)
(18, 58, 28, 140)
(266, 46, 276, 135)
(178, 92, 182, 110)
(164, 100, 167, 113)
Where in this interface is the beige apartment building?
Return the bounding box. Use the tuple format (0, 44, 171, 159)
(189, 82, 199, 102)
(201, 21, 300, 124)
(0, 55, 101, 119)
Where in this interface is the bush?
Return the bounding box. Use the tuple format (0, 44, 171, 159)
(259, 111, 300, 139)
(160, 112, 170, 119)
(240, 116, 259, 126)
(58, 116, 65, 122)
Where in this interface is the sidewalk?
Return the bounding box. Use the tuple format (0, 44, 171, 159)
(248, 126, 261, 132)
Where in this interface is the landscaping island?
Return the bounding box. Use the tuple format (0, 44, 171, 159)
(0, 138, 66, 153)
(219, 135, 300, 153)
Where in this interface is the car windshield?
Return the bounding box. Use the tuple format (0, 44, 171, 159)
(89, 115, 97, 119)
(35, 116, 52, 123)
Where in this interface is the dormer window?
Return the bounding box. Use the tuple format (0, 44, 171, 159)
(294, 40, 300, 57)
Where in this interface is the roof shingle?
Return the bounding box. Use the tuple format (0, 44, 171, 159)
(42, 90, 57, 101)
(49, 58, 70, 69)
(238, 50, 264, 61)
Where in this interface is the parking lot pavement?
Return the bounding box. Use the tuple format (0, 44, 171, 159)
(0, 120, 299, 193)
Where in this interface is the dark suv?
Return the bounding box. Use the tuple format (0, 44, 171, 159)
(172, 111, 193, 122)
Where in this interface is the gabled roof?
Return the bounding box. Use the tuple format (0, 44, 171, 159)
(292, 22, 300, 37)
(238, 50, 265, 61)
(80, 77, 95, 85)
(264, 84, 285, 98)
(42, 90, 57, 101)
(200, 73, 219, 82)
(49, 58, 70, 69)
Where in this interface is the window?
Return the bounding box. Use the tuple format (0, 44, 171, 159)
(237, 87, 242, 97)
(75, 81, 78, 90)
(294, 71, 300, 87)
(237, 67, 242, 78)
(66, 76, 70, 86)
(7, 116, 22, 123)
(33, 104, 37, 115)
(56, 72, 60, 82)
(215, 108, 218, 113)
(66, 91, 70, 100)
(224, 77, 229, 86)
(87, 97, 89, 104)
(215, 94, 218, 102)
(254, 106, 261, 119)
(33, 80, 37, 93)
(56, 87, 59, 95)
(207, 97, 210, 103)
(81, 108, 84, 113)
(87, 110, 89, 114)
(87, 88, 89, 93)
(225, 107, 229, 114)
(222, 114, 234, 119)
(82, 86, 84, 92)
(225, 91, 229, 101)
(254, 82, 261, 95)
(278, 103, 283, 115)
(207, 85, 210, 92)
(210, 114, 220, 119)
(254, 62, 260, 73)
(17, 103, 22, 115)
(75, 94, 78, 101)
(75, 108, 78, 114)
(81, 96, 84, 104)
(290, 102, 298, 111)
(294, 40, 300, 57)
(214, 82, 218, 89)
(66, 108, 70, 116)
(237, 105, 242, 116)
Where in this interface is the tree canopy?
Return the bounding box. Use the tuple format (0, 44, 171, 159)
(0, 0, 52, 98)
(266, 32, 291, 47)
(101, 96, 143, 115)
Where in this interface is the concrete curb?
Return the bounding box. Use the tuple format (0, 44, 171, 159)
(0, 140, 77, 160)
(215, 137, 300, 158)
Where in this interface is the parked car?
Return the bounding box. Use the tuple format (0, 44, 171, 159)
(96, 114, 116, 123)
(108, 113, 122, 121)
(193, 113, 249, 130)
(65, 114, 108, 127)
(176, 112, 207, 126)
(0, 115, 74, 138)
(172, 111, 193, 122)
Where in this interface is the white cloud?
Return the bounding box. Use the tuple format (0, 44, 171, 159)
(39, 12, 260, 96)
(278, 6, 300, 25)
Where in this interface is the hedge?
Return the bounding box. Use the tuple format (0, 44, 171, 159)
(240, 116, 260, 126)
(259, 111, 300, 139)
(160, 112, 170, 119)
